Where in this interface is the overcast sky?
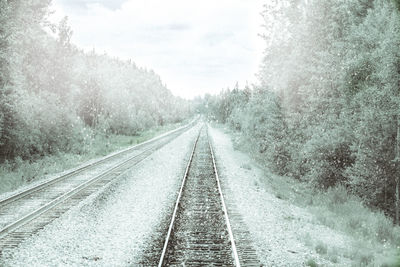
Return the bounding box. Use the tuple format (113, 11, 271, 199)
(50, 0, 265, 99)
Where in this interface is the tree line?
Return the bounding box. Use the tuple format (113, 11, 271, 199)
(205, 0, 400, 222)
(0, 0, 190, 162)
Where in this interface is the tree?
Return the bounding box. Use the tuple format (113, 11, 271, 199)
(51, 16, 74, 100)
(210, 0, 400, 222)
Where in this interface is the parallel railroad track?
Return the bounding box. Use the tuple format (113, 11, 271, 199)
(0, 121, 196, 253)
(138, 125, 260, 266)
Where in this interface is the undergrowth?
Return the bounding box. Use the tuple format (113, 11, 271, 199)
(0, 122, 182, 195)
(311, 186, 400, 246)
(220, 124, 400, 266)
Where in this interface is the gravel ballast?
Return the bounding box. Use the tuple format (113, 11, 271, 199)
(208, 126, 354, 266)
(1, 123, 357, 266)
(1, 125, 201, 266)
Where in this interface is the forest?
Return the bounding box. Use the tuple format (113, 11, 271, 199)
(1, 0, 400, 265)
(205, 0, 400, 223)
(0, 1, 190, 162)
(1, 0, 400, 227)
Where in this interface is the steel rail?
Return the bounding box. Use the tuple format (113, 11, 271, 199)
(157, 126, 202, 267)
(0, 118, 197, 208)
(158, 125, 240, 266)
(0, 141, 160, 239)
(207, 125, 241, 267)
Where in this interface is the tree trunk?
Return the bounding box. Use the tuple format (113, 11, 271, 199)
(396, 116, 399, 225)
(396, 177, 399, 225)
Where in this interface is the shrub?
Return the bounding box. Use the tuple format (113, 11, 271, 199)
(298, 124, 354, 188)
(315, 241, 328, 255)
(239, 89, 291, 175)
(313, 186, 400, 245)
(305, 258, 318, 267)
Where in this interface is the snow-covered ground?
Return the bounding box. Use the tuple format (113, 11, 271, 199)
(209, 126, 354, 266)
(0, 124, 201, 266)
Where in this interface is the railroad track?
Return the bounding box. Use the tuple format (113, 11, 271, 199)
(0, 120, 196, 253)
(138, 125, 260, 266)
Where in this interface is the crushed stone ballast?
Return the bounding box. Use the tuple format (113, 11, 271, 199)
(0, 120, 197, 253)
(138, 124, 259, 266)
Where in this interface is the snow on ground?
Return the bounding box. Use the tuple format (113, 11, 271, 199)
(209, 126, 354, 266)
(1, 124, 201, 266)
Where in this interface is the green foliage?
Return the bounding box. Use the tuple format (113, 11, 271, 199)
(315, 241, 328, 255)
(305, 258, 318, 267)
(207, 87, 290, 175)
(299, 121, 354, 188)
(0, 121, 182, 194)
(311, 186, 400, 245)
(208, 0, 400, 221)
(0, 0, 190, 166)
(393, 0, 400, 11)
(240, 89, 290, 175)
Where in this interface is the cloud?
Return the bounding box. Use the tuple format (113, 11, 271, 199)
(57, 0, 128, 11)
(50, 0, 265, 98)
(150, 24, 191, 32)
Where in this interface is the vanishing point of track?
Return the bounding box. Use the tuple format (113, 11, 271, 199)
(139, 125, 259, 266)
(159, 126, 239, 266)
(0, 121, 195, 253)
(0, 121, 260, 266)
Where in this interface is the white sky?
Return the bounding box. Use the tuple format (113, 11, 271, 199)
(50, 0, 265, 99)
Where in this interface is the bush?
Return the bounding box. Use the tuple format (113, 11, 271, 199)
(238, 89, 291, 175)
(305, 258, 318, 267)
(313, 186, 400, 245)
(297, 124, 354, 188)
(315, 241, 328, 255)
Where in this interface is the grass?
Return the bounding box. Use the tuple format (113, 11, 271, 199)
(262, 174, 400, 266)
(217, 124, 400, 267)
(0, 122, 184, 195)
(315, 241, 328, 255)
(305, 258, 318, 267)
(275, 178, 399, 266)
(311, 186, 400, 245)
